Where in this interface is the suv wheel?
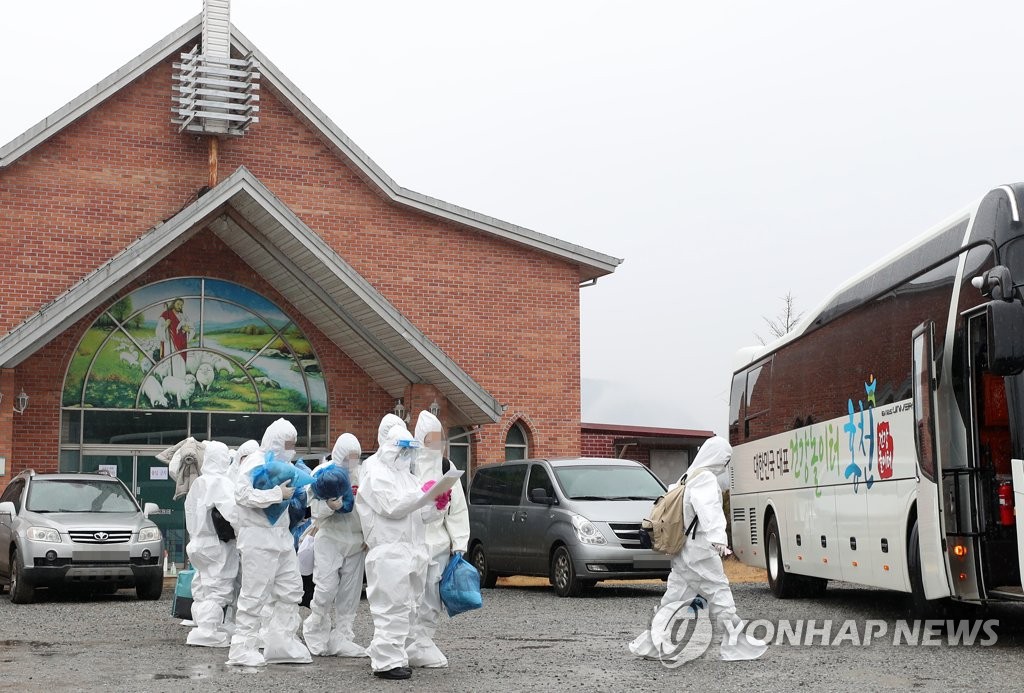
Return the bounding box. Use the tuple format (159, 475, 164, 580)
(470, 543, 498, 588)
(9, 547, 34, 604)
(136, 575, 163, 601)
(550, 545, 584, 597)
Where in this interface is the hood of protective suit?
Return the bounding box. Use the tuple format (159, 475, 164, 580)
(261, 418, 297, 463)
(377, 414, 407, 449)
(414, 411, 443, 446)
(234, 439, 259, 466)
(201, 441, 231, 477)
(685, 435, 732, 491)
(331, 433, 362, 474)
(379, 425, 419, 473)
(413, 410, 444, 480)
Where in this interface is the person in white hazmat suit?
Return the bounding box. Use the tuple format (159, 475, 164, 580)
(183, 441, 239, 647)
(226, 419, 312, 667)
(629, 435, 768, 662)
(220, 439, 258, 637)
(302, 432, 369, 657)
(406, 410, 469, 668)
(356, 421, 451, 680)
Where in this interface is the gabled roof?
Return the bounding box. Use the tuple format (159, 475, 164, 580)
(0, 166, 504, 425)
(0, 14, 622, 281)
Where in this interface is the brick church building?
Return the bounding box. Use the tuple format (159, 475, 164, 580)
(0, 10, 620, 556)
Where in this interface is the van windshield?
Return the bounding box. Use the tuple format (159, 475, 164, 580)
(553, 466, 665, 501)
(27, 479, 139, 513)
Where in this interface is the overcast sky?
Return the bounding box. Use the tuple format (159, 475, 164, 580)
(4, 1, 1024, 434)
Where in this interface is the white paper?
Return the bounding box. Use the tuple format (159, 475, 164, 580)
(416, 468, 464, 508)
(149, 467, 168, 481)
(97, 464, 118, 478)
(427, 468, 463, 498)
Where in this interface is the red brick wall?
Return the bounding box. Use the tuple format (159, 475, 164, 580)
(579, 432, 652, 466)
(0, 52, 583, 485)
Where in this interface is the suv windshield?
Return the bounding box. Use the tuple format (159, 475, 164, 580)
(553, 466, 665, 500)
(26, 479, 139, 513)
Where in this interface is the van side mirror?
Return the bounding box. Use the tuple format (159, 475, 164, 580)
(529, 488, 556, 505)
(986, 300, 1024, 375)
(143, 502, 160, 518)
(0, 501, 15, 517)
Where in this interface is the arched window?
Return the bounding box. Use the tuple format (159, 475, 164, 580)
(504, 421, 529, 461)
(61, 277, 328, 450)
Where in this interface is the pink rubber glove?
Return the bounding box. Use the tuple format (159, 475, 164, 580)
(435, 490, 452, 511)
(421, 480, 452, 511)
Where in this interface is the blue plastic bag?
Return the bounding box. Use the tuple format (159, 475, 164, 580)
(310, 464, 354, 512)
(250, 455, 314, 525)
(287, 493, 308, 531)
(439, 553, 483, 617)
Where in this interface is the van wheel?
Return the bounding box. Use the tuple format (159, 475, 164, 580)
(9, 547, 34, 604)
(470, 544, 498, 588)
(551, 546, 583, 597)
(136, 575, 163, 601)
(765, 515, 801, 599)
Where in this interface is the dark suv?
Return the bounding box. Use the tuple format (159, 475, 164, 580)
(0, 470, 164, 603)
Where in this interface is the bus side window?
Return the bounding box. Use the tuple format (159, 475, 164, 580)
(729, 372, 745, 441)
(745, 360, 773, 440)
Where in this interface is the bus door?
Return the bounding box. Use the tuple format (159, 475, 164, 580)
(967, 309, 1024, 598)
(912, 322, 953, 599)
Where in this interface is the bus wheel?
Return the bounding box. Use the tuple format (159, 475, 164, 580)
(800, 576, 828, 598)
(765, 515, 801, 599)
(906, 518, 932, 616)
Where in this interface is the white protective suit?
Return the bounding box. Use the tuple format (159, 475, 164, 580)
(302, 433, 368, 657)
(407, 410, 469, 668)
(629, 436, 768, 662)
(184, 441, 239, 647)
(356, 422, 447, 674)
(222, 439, 259, 636)
(226, 419, 312, 667)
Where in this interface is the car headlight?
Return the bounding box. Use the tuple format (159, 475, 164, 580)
(138, 526, 162, 543)
(571, 514, 606, 545)
(26, 526, 62, 543)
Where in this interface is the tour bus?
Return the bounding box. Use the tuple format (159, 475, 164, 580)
(728, 183, 1024, 608)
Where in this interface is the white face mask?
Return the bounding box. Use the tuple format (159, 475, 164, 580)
(278, 449, 295, 464)
(414, 447, 443, 477)
(717, 458, 731, 491)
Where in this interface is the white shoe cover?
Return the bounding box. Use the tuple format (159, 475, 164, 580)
(262, 632, 312, 664)
(226, 637, 266, 667)
(186, 628, 230, 648)
(408, 642, 448, 668)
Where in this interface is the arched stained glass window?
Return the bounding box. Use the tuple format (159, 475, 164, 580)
(63, 278, 327, 416)
(62, 276, 327, 446)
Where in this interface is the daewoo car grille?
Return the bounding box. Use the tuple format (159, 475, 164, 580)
(68, 530, 133, 544)
(609, 522, 643, 548)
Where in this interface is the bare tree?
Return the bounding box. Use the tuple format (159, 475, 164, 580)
(755, 291, 803, 345)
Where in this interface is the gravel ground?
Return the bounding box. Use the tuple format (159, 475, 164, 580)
(1, 573, 1023, 692)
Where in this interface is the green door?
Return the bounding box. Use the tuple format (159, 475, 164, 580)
(81, 452, 186, 565)
(135, 454, 186, 566)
